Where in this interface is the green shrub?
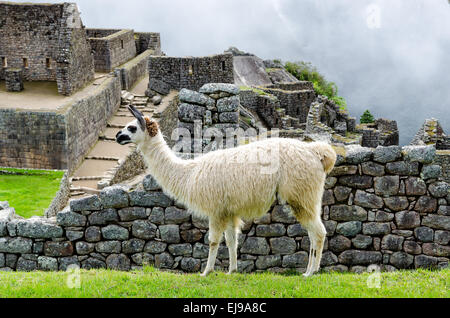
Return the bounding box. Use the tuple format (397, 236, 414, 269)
(360, 110, 375, 124)
(284, 61, 347, 112)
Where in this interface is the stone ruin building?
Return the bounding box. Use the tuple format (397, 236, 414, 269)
(411, 118, 449, 150)
(0, 2, 162, 96)
(0, 2, 95, 96)
(0, 2, 162, 173)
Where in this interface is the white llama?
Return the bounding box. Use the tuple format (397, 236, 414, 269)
(116, 105, 336, 277)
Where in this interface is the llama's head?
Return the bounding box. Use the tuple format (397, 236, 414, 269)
(116, 105, 159, 145)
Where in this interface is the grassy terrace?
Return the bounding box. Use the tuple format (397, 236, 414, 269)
(0, 168, 64, 218)
(0, 267, 448, 298)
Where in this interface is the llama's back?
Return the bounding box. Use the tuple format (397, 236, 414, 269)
(186, 138, 335, 219)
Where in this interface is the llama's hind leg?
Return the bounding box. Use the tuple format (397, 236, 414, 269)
(201, 217, 227, 277)
(291, 205, 326, 277)
(302, 216, 326, 277)
(224, 218, 240, 275)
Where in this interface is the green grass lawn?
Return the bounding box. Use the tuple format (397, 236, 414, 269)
(0, 267, 448, 298)
(0, 168, 64, 219)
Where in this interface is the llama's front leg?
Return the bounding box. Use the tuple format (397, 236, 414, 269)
(201, 225, 223, 277)
(225, 225, 238, 274)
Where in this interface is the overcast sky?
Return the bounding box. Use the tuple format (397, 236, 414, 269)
(19, 0, 450, 145)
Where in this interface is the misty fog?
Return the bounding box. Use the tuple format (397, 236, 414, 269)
(19, 0, 450, 145)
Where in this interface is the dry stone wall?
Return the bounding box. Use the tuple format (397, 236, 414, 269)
(0, 144, 448, 273)
(147, 54, 234, 95)
(115, 49, 154, 91)
(176, 83, 240, 154)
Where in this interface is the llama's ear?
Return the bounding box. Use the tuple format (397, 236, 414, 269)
(144, 117, 159, 137)
(128, 105, 146, 131)
(128, 105, 144, 118)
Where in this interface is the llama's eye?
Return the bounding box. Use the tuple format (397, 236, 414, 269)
(127, 126, 137, 133)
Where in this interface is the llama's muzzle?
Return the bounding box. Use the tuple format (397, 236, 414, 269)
(116, 131, 131, 145)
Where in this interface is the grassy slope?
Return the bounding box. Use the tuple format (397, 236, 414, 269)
(0, 168, 64, 218)
(0, 267, 448, 298)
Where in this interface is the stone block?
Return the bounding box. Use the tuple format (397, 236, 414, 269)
(70, 195, 102, 212)
(118, 207, 147, 221)
(57, 211, 87, 227)
(330, 205, 367, 221)
(159, 225, 180, 243)
(336, 221, 362, 237)
(101, 225, 129, 240)
(88, 209, 119, 225)
(269, 237, 296, 255)
(362, 222, 391, 235)
(129, 191, 172, 208)
(374, 176, 399, 196)
(122, 239, 145, 254)
(373, 146, 402, 163)
(106, 254, 131, 271)
(354, 190, 383, 209)
(165, 207, 191, 224)
(16, 219, 63, 239)
(338, 250, 382, 265)
(99, 186, 129, 209)
(240, 237, 270, 255)
(256, 224, 286, 237)
(395, 211, 421, 230)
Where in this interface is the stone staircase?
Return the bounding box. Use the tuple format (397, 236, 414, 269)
(69, 91, 162, 199)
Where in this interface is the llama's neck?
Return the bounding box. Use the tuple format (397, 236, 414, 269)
(137, 132, 191, 204)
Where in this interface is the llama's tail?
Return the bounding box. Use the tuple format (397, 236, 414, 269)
(311, 142, 337, 174)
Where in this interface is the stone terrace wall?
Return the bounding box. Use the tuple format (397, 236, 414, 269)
(0, 75, 121, 173)
(0, 2, 95, 96)
(64, 75, 121, 173)
(0, 145, 448, 273)
(115, 49, 154, 91)
(87, 29, 137, 72)
(0, 109, 67, 169)
(434, 151, 450, 184)
(147, 54, 234, 95)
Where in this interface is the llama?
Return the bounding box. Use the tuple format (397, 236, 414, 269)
(116, 105, 337, 277)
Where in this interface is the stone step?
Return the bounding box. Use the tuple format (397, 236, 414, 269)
(72, 176, 104, 181)
(121, 105, 146, 109)
(71, 186, 101, 195)
(99, 136, 116, 142)
(133, 101, 148, 106)
(72, 159, 118, 179)
(114, 114, 136, 118)
(107, 123, 125, 129)
(85, 156, 120, 161)
(88, 140, 131, 159)
(102, 127, 122, 139)
(71, 179, 101, 191)
(70, 192, 86, 197)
